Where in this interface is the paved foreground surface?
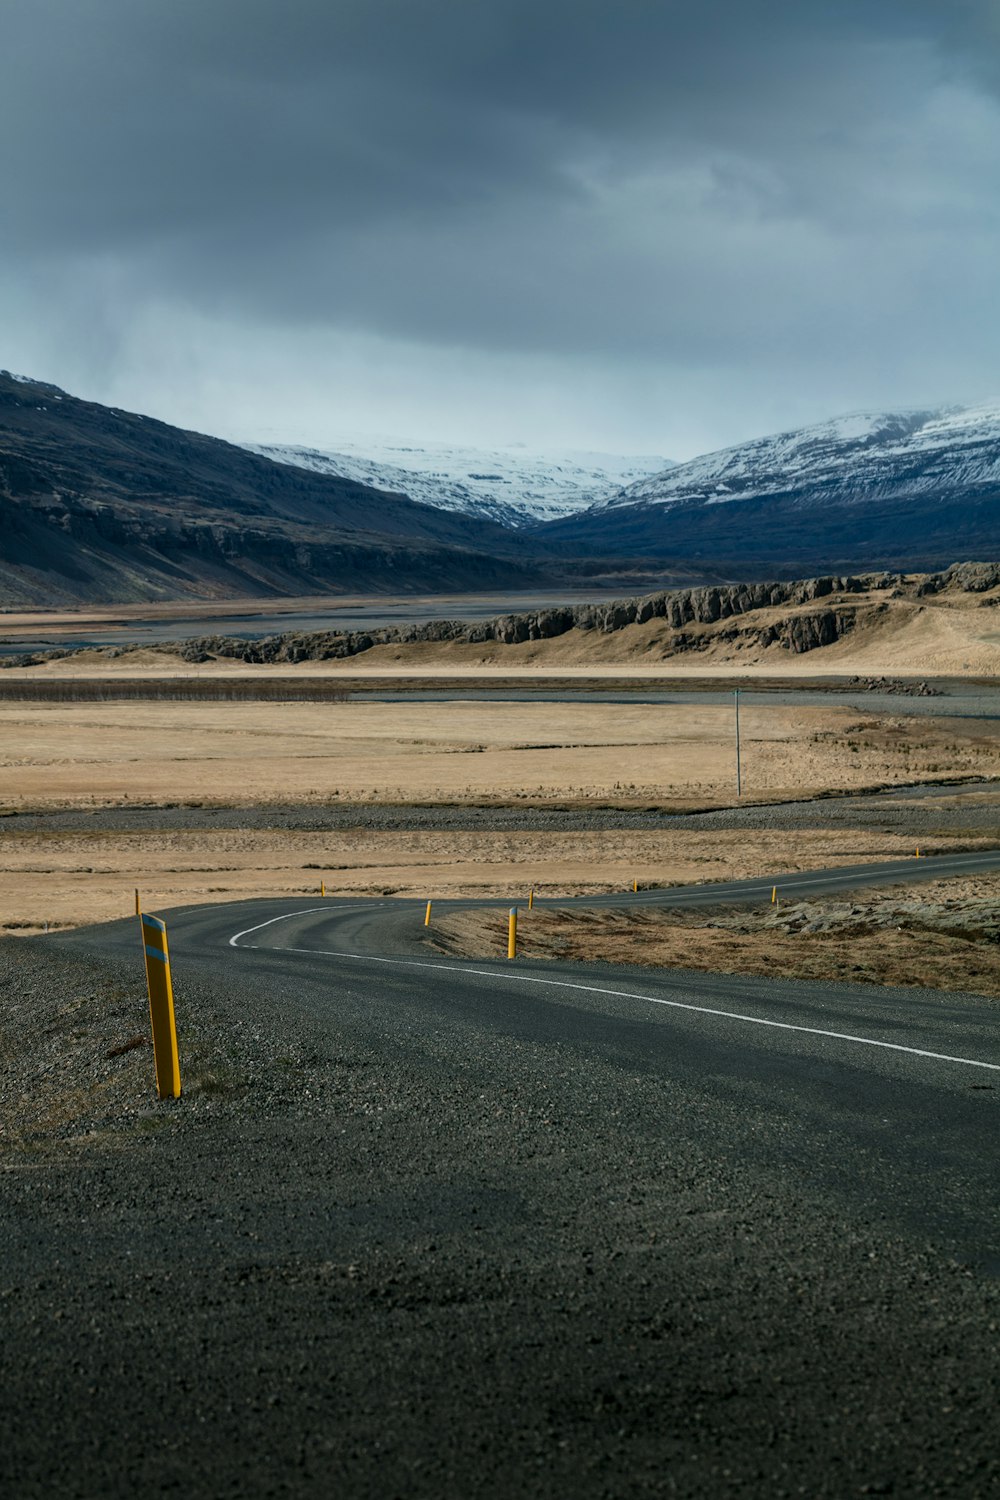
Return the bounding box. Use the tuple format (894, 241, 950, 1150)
(2, 888, 998, 1497)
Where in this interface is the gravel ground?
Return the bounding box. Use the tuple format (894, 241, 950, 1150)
(3, 781, 999, 840)
(1, 930, 998, 1498)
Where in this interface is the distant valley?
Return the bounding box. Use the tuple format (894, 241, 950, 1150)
(2, 370, 999, 607)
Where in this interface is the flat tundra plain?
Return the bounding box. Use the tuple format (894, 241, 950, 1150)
(1, 689, 999, 935)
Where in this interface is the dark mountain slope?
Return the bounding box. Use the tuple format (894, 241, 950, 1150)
(0, 372, 552, 604)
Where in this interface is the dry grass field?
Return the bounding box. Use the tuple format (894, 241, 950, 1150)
(2, 823, 988, 937)
(0, 688, 997, 935)
(3, 579, 1000, 941)
(2, 697, 996, 813)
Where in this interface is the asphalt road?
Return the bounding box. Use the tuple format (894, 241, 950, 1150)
(536, 846, 1000, 907)
(3, 858, 999, 1498)
(206, 878, 1000, 1258)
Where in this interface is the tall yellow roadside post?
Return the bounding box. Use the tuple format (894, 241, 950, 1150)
(140, 913, 181, 1099)
(528, 888, 534, 910)
(425, 899, 433, 926)
(134, 888, 140, 916)
(507, 906, 518, 959)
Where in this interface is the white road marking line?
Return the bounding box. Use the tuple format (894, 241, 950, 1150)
(250, 939, 1000, 1075)
(228, 904, 369, 947)
(221, 853, 998, 945)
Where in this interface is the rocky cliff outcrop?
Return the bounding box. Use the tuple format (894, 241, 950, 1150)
(8, 563, 993, 669)
(170, 570, 913, 664)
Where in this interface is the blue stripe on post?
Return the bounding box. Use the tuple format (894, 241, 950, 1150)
(141, 915, 166, 934)
(144, 943, 168, 963)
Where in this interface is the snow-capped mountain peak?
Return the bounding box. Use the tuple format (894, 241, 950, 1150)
(1, 369, 67, 398)
(242, 436, 673, 527)
(543, 399, 1000, 577)
(597, 403, 1000, 513)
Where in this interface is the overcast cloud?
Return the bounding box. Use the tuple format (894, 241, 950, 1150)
(2, 0, 999, 457)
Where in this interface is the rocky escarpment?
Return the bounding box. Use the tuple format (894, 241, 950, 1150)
(170, 569, 919, 665)
(7, 562, 993, 670)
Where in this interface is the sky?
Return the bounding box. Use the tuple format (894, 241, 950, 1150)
(2, 0, 999, 461)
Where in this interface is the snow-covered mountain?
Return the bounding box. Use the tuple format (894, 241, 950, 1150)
(595, 404, 1000, 512)
(544, 403, 1000, 575)
(243, 437, 672, 527)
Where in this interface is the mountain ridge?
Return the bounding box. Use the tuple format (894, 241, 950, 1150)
(540, 402, 1000, 573)
(3, 368, 1000, 605)
(597, 404, 1000, 508)
(0, 370, 559, 605)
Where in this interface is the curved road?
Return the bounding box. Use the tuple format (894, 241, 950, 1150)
(88, 843, 1000, 1259)
(88, 844, 1000, 1263)
(6, 849, 999, 1499)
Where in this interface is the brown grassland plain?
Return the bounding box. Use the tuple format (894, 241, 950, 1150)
(3, 696, 998, 812)
(3, 579, 1000, 996)
(1, 691, 998, 940)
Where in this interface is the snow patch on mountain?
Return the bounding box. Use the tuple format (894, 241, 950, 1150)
(1, 370, 67, 398)
(599, 404, 1000, 513)
(244, 437, 673, 527)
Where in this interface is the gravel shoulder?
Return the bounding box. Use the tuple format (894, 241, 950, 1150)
(2, 928, 999, 1498)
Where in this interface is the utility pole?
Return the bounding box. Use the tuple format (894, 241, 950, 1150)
(734, 687, 742, 797)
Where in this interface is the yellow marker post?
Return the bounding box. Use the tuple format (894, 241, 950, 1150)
(915, 847, 920, 859)
(771, 885, 777, 905)
(633, 878, 638, 894)
(139, 913, 181, 1100)
(425, 899, 433, 926)
(528, 888, 534, 910)
(507, 906, 518, 960)
(321, 880, 326, 896)
(134, 887, 140, 916)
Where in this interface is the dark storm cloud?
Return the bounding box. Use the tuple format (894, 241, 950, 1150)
(1, 1, 999, 450)
(0, 1, 958, 242)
